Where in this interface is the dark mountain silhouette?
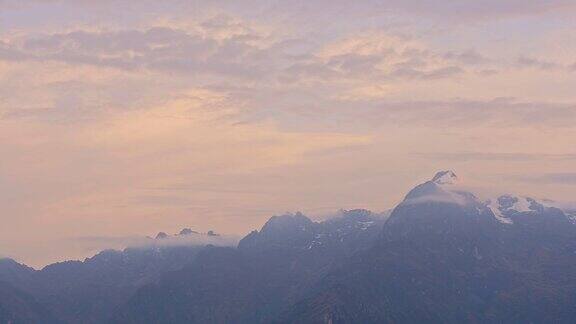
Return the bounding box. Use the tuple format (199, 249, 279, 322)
(110, 210, 387, 324)
(0, 281, 59, 324)
(0, 231, 214, 324)
(0, 259, 36, 292)
(2, 171, 576, 323)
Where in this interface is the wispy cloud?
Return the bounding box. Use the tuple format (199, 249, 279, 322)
(0, 26, 272, 79)
(417, 152, 576, 162)
(74, 232, 239, 253)
(308, 98, 576, 130)
(517, 56, 576, 72)
(511, 173, 576, 185)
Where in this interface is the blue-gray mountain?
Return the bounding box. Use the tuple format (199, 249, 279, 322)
(1, 171, 576, 323)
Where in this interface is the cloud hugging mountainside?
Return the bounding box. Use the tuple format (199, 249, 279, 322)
(2, 171, 576, 324)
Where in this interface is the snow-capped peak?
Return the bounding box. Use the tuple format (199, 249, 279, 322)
(401, 171, 574, 226)
(401, 170, 474, 207)
(431, 170, 459, 185)
(484, 195, 568, 224)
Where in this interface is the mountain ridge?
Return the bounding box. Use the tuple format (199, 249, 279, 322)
(1, 171, 576, 323)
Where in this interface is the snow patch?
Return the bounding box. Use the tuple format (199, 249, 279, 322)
(487, 199, 514, 224)
(358, 221, 374, 230)
(512, 197, 532, 213)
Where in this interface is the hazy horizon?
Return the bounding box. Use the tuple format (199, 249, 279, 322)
(1, 0, 576, 268)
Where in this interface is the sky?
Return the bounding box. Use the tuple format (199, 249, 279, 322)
(1, 0, 576, 268)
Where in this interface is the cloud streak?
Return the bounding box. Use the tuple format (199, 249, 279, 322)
(0, 27, 270, 78)
(513, 173, 576, 185)
(416, 152, 576, 162)
(0, 26, 498, 84)
(75, 231, 239, 253)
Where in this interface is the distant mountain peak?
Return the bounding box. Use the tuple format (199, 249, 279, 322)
(263, 212, 313, 230)
(431, 170, 459, 185)
(401, 170, 472, 207)
(155, 232, 169, 239)
(179, 228, 199, 236)
(207, 230, 220, 237)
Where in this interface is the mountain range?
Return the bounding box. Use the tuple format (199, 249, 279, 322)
(1, 171, 575, 323)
